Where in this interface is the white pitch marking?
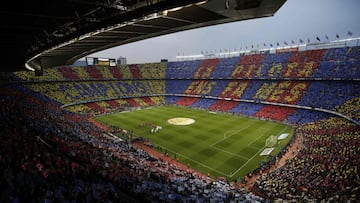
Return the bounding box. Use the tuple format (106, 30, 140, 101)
(229, 125, 291, 177)
(210, 145, 250, 160)
(210, 125, 252, 147)
(230, 146, 265, 178)
(155, 143, 229, 177)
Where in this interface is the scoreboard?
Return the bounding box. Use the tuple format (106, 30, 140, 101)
(86, 57, 116, 67)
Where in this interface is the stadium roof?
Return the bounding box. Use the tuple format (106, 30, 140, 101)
(0, 0, 286, 73)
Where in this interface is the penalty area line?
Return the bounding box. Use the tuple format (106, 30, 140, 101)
(247, 133, 265, 147)
(210, 145, 250, 160)
(210, 125, 252, 147)
(229, 126, 292, 178)
(230, 146, 265, 178)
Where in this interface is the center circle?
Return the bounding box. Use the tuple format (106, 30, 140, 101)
(167, 117, 195, 125)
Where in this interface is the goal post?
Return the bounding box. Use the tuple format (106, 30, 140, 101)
(266, 135, 278, 147)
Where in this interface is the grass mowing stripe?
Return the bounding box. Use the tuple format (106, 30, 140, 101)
(155, 143, 230, 177)
(247, 133, 266, 146)
(210, 145, 250, 160)
(210, 126, 252, 147)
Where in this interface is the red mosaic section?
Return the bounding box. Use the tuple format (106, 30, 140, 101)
(254, 105, 296, 121)
(85, 67, 104, 79)
(59, 66, 80, 80)
(176, 97, 199, 107)
(85, 103, 106, 114)
(282, 49, 325, 78)
(129, 64, 142, 79)
(193, 59, 219, 78)
(209, 100, 238, 112)
(141, 97, 155, 106)
(231, 54, 265, 78)
(105, 100, 120, 108)
(125, 98, 140, 107)
(109, 67, 123, 79)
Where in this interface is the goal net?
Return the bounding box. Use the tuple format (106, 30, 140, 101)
(266, 135, 278, 147)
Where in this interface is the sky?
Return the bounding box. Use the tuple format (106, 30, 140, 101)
(87, 0, 360, 64)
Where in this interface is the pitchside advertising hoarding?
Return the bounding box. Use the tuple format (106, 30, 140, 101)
(86, 57, 116, 67)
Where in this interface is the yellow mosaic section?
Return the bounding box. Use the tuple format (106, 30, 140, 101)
(335, 97, 360, 121)
(253, 82, 277, 101)
(14, 68, 65, 81)
(139, 63, 166, 79)
(24, 80, 165, 104)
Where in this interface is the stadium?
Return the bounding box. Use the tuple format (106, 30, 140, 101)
(0, 0, 359, 202)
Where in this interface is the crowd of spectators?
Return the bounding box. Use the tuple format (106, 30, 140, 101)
(254, 118, 360, 201)
(13, 62, 166, 81)
(0, 83, 265, 202)
(13, 77, 357, 123)
(5, 46, 358, 123)
(7, 46, 359, 82)
(69, 96, 165, 115)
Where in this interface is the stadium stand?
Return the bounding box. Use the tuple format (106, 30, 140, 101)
(211, 57, 240, 78)
(85, 67, 104, 80)
(109, 66, 123, 79)
(1, 45, 359, 202)
(166, 60, 202, 79)
(59, 66, 80, 80)
(254, 118, 359, 201)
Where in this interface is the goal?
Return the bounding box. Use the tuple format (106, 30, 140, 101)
(266, 135, 278, 147)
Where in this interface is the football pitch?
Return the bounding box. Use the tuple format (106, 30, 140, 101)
(96, 105, 294, 181)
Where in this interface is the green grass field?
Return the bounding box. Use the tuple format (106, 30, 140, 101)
(96, 105, 294, 181)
